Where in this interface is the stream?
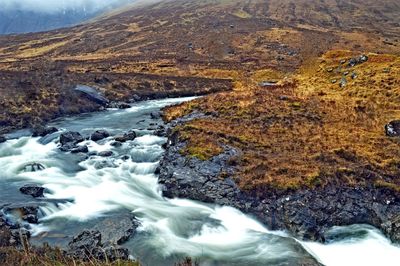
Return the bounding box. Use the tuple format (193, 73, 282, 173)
(0, 97, 399, 265)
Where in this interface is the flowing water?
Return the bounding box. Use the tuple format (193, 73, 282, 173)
(0, 97, 399, 265)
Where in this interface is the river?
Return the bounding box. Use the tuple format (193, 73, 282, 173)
(0, 97, 399, 265)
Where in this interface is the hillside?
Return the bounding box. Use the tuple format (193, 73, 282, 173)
(0, 0, 400, 253)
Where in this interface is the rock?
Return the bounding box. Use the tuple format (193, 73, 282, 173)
(32, 126, 58, 137)
(339, 77, 347, 88)
(23, 163, 45, 172)
(385, 120, 400, 137)
(90, 130, 110, 142)
(154, 125, 166, 137)
(348, 54, 368, 67)
(68, 230, 102, 260)
(0, 136, 6, 143)
(110, 141, 122, 147)
(67, 229, 130, 262)
(93, 214, 139, 245)
(259, 81, 277, 87)
(150, 111, 162, 119)
(71, 145, 89, 154)
(351, 72, 358, 79)
(19, 184, 45, 198)
(98, 151, 113, 157)
(131, 94, 141, 102)
(60, 131, 84, 146)
(114, 131, 136, 142)
(75, 85, 109, 106)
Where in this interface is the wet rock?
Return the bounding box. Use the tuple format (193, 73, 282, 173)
(98, 151, 113, 157)
(5, 205, 40, 224)
(22, 163, 45, 172)
(19, 184, 45, 198)
(114, 131, 136, 142)
(67, 230, 102, 260)
(75, 85, 109, 106)
(385, 120, 400, 137)
(32, 126, 58, 137)
(154, 125, 167, 137)
(71, 145, 89, 154)
(0, 136, 6, 143)
(93, 214, 139, 245)
(110, 141, 122, 147)
(60, 131, 84, 146)
(90, 130, 110, 142)
(150, 111, 162, 119)
(67, 229, 130, 262)
(94, 160, 117, 169)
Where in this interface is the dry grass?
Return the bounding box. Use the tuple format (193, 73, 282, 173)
(0, 245, 139, 266)
(164, 51, 400, 192)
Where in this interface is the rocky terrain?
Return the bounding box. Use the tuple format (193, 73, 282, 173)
(0, 0, 399, 263)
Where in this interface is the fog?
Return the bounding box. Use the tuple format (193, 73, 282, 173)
(0, 0, 134, 13)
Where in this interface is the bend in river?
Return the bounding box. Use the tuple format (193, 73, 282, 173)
(0, 97, 399, 266)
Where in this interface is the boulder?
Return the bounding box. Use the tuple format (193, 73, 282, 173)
(19, 184, 45, 198)
(385, 120, 400, 137)
(60, 131, 84, 146)
(118, 103, 131, 109)
(71, 145, 89, 154)
(75, 85, 109, 106)
(114, 131, 136, 142)
(0, 136, 6, 143)
(90, 130, 110, 142)
(110, 141, 122, 147)
(32, 126, 58, 137)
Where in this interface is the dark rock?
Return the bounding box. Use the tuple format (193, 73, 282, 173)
(351, 72, 358, 79)
(22, 163, 45, 172)
(0, 136, 6, 143)
(93, 214, 139, 245)
(110, 141, 122, 147)
(154, 125, 166, 137)
(19, 184, 45, 198)
(114, 131, 136, 142)
(90, 130, 110, 142)
(32, 126, 58, 137)
(71, 145, 89, 154)
(75, 85, 109, 106)
(348, 54, 368, 67)
(60, 131, 84, 146)
(385, 120, 400, 137)
(68, 230, 102, 260)
(150, 111, 162, 119)
(98, 151, 113, 157)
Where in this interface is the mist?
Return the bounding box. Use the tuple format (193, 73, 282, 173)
(0, 0, 134, 14)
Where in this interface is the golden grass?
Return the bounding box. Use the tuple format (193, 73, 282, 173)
(164, 51, 400, 192)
